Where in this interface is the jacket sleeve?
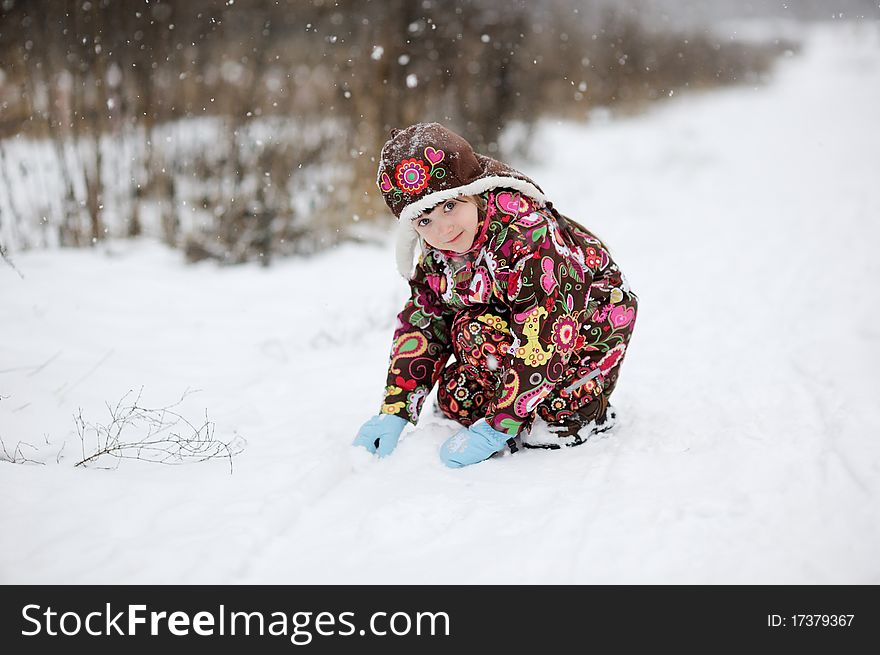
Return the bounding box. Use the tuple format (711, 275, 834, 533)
(380, 262, 455, 425)
(484, 213, 596, 436)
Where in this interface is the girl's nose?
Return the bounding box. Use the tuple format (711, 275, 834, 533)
(438, 218, 455, 237)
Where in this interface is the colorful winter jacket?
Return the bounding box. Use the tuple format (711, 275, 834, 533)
(381, 188, 634, 437)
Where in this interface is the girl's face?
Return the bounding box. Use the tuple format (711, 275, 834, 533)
(412, 198, 480, 253)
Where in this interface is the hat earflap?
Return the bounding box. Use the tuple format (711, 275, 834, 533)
(394, 218, 420, 279)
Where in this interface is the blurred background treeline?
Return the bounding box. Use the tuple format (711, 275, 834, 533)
(2, 0, 858, 264)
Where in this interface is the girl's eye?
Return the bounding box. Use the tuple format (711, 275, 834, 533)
(444, 201, 456, 211)
(418, 217, 431, 228)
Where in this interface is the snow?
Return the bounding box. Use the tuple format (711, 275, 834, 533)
(2, 22, 879, 584)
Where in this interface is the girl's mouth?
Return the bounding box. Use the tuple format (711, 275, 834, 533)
(447, 232, 464, 245)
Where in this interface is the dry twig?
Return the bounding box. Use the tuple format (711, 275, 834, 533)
(0, 243, 24, 279)
(0, 437, 44, 465)
(74, 387, 245, 473)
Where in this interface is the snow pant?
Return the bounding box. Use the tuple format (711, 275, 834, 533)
(436, 295, 637, 433)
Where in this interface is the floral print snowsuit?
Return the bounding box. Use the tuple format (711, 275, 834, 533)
(382, 188, 637, 439)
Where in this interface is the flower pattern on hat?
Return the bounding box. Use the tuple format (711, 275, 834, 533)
(395, 158, 430, 194)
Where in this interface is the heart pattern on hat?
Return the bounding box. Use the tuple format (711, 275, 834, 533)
(424, 147, 445, 165)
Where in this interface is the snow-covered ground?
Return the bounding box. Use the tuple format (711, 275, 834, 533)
(2, 22, 879, 584)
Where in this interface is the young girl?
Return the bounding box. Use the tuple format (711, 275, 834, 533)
(353, 122, 638, 467)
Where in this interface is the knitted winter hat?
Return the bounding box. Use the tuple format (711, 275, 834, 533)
(376, 122, 545, 278)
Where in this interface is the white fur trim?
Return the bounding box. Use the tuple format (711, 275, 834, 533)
(398, 176, 545, 223)
(393, 176, 546, 278)
(395, 219, 420, 278)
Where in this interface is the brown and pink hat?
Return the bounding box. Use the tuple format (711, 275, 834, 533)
(376, 122, 546, 277)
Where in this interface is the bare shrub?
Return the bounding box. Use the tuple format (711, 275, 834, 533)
(0, 437, 43, 465)
(0, 0, 798, 258)
(74, 388, 245, 473)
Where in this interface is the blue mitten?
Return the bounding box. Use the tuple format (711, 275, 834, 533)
(352, 414, 408, 458)
(439, 419, 512, 468)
